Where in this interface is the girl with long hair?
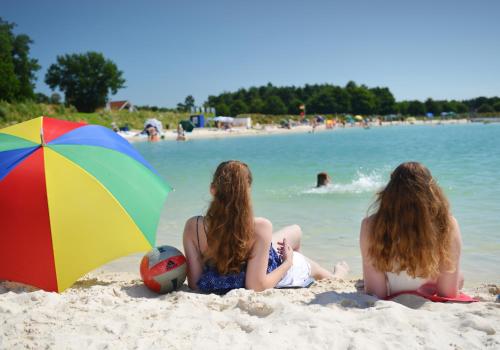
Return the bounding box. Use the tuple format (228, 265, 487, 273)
(183, 160, 348, 293)
(360, 162, 464, 298)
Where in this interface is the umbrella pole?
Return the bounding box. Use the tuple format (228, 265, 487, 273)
(40, 126, 46, 146)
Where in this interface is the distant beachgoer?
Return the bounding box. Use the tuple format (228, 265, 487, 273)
(316, 172, 331, 187)
(182, 160, 349, 294)
(146, 125, 159, 142)
(311, 117, 317, 133)
(176, 123, 186, 141)
(359, 162, 464, 299)
(111, 122, 119, 133)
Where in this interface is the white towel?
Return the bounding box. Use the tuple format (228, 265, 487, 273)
(276, 251, 312, 288)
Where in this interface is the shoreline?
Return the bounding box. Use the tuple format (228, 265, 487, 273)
(120, 118, 471, 143)
(1, 271, 498, 349)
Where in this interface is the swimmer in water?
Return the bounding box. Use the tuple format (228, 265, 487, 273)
(316, 172, 331, 187)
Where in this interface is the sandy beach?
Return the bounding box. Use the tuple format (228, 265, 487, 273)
(1, 271, 498, 349)
(121, 119, 471, 143)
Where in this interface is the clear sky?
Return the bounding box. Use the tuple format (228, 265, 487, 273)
(2, 0, 499, 107)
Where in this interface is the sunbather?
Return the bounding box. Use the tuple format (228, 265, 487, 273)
(360, 162, 464, 299)
(183, 160, 348, 294)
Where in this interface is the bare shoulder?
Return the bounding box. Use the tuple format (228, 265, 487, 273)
(360, 215, 375, 238)
(362, 215, 374, 227)
(183, 216, 200, 239)
(359, 215, 375, 253)
(449, 215, 463, 241)
(253, 217, 273, 242)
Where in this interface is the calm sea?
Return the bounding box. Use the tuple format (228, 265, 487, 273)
(128, 123, 500, 285)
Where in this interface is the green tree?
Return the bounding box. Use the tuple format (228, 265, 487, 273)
(396, 101, 410, 115)
(287, 98, 303, 114)
(50, 92, 61, 104)
(0, 18, 41, 101)
(45, 51, 125, 112)
(424, 98, 442, 116)
(35, 92, 49, 103)
(184, 95, 195, 111)
(0, 19, 19, 101)
(230, 100, 247, 116)
(371, 87, 395, 115)
(12, 32, 40, 100)
(450, 100, 468, 114)
(493, 101, 500, 112)
(249, 97, 265, 113)
(0, 18, 40, 101)
(263, 96, 287, 115)
(477, 103, 494, 113)
(215, 103, 230, 116)
(350, 87, 376, 115)
(307, 92, 337, 114)
(408, 100, 426, 116)
(177, 95, 195, 112)
(332, 87, 351, 113)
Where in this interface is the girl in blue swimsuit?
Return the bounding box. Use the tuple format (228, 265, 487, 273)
(183, 160, 349, 294)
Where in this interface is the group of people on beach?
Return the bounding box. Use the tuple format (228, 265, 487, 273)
(182, 161, 464, 299)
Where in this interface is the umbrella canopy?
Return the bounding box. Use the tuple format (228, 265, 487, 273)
(213, 116, 234, 123)
(354, 115, 363, 121)
(0, 117, 171, 292)
(180, 120, 195, 132)
(144, 118, 163, 133)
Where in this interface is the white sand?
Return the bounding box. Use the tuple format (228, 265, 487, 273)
(120, 119, 471, 143)
(1, 272, 498, 349)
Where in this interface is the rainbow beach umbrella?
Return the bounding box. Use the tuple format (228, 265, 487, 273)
(0, 117, 171, 292)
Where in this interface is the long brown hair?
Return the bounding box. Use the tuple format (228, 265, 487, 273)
(368, 162, 453, 278)
(204, 160, 254, 274)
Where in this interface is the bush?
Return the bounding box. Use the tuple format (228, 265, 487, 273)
(0, 105, 7, 121)
(477, 103, 494, 113)
(493, 102, 500, 112)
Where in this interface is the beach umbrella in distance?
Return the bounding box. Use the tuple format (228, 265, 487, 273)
(0, 117, 171, 292)
(354, 115, 363, 121)
(179, 120, 195, 132)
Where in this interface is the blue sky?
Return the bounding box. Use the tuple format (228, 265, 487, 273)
(2, 0, 499, 107)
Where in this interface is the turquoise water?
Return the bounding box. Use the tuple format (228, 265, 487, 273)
(133, 123, 500, 284)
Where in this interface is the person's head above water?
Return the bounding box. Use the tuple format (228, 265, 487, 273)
(205, 160, 254, 274)
(368, 161, 454, 279)
(316, 172, 331, 187)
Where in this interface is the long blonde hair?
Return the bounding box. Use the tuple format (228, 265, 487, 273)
(204, 160, 254, 274)
(368, 162, 453, 278)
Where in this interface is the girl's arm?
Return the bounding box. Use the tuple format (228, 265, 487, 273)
(436, 216, 463, 297)
(182, 217, 204, 290)
(360, 217, 388, 298)
(245, 218, 293, 292)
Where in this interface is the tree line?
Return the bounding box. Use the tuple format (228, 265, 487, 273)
(206, 82, 500, 117)
(1, 16, 499, 116)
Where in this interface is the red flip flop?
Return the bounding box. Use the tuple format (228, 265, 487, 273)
(386, 290, 478, 303)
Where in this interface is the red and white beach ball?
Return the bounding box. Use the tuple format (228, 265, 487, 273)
(140, 245, 187, 293)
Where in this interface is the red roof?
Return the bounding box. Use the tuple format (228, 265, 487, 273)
(108, 100, 129, 110)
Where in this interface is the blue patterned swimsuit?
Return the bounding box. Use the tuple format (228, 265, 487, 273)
(195, 216, 282, 294)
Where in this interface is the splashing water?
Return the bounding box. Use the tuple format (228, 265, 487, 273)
(303, 170, 386, 194)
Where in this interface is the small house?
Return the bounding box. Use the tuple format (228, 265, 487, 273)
(106, 100, 136, 112)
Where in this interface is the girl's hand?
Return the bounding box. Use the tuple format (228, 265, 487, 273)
(277, 238, 293, 266)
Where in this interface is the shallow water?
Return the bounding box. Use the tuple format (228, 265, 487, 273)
(131, 123, 500, 284)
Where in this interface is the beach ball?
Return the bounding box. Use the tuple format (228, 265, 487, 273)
(140, 245, 187, 294)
